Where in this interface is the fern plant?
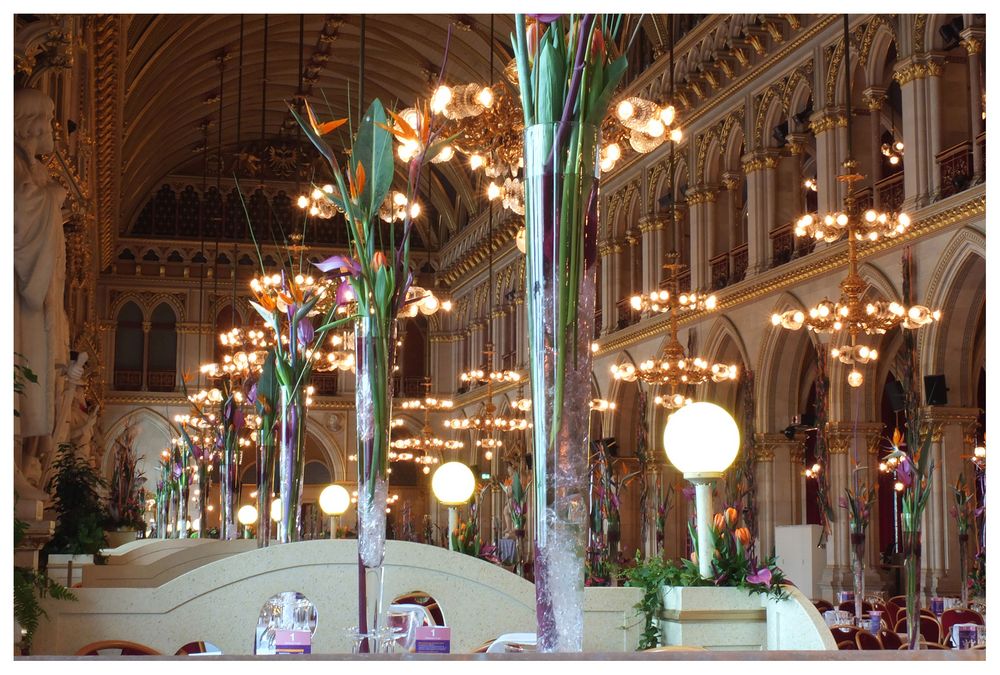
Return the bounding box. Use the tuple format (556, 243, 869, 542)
(14, 518, 76, 654)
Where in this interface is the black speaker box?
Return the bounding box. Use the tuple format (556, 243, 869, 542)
(924, 374, 948, 406)
(886, 380, 906, 412)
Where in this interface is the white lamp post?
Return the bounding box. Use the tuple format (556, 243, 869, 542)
(431, 462, 476, 551)
(237, 504, 258, 539)
(662, 401, 740, 578)
(319, 484, 351, 539)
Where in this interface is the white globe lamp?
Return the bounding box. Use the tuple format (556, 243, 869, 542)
(319, 484, 351, 539)
(432, 462, 476, 550)
(662, 401, 740, 578)
(237, 504, 258, 539)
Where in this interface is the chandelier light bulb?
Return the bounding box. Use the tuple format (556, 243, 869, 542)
(659, 105, 676, 126)
(297, 195, 310, 209)
(645, 118, 666, 138)
(487, 182, 501, 200)
(430, 85, 453, 114)
(605, 142, 621, 163)
(434, 145, 455, 163)
(475, 86, 494, 109)
(669, 128, 683, 142)
(469, 153, 485, 170)
(847, 370, 864, 388)
(616, 99, 635, 121)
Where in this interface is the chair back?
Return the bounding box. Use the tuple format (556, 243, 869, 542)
(884, 600, 902, 626)
(855, 630, 883, 650)
(485, 632, 537, 654)
(813, 599, 834, 613)
(837, 600, 872, 614)
(888, 595, 907, 606)
(830, 625, 860, 645)
(940, 607, 985, 645)
(918, 615, 943, 644)
(837, 640, 858, 650)
(877, 629, 903, 650)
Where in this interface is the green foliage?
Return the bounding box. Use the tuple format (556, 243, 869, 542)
(43, 444, 108, 556)
(13, 352, 37, 417)
(14, 518, 76, 652)
(351, 99, 394, 224)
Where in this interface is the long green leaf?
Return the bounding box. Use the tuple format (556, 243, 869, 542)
(352, 99, 394, 224)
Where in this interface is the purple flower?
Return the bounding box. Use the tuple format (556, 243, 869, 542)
(335, 282, 354, 306)
(191, 444, 204, 461)
(297, 316, 315, 347)
(898, 455, 914, 488)
(746, 568, 773, 588)
(172, 464, 183, 479)
(526, 14, 563, 23)
(314, 254, 361, 276)
(682, 485, 696, 502)
(838, 495, 849, 510)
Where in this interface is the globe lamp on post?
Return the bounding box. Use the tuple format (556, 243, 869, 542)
(662, 402, 740, 579)
(319, 484, 351, 539)
(431, 462, 476, 551)
(237, 504, 258, 539)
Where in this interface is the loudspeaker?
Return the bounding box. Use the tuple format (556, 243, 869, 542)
(886, 380, 906, 412)
(524, 453, 533, 471)
(924, 374, 948, 406)
(796, 411, 817, 427)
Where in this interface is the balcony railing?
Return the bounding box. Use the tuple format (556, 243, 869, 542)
(769, 223, 793, 269)
(937, 140, 973, 199)
(709, 252, 729, 291)
(312, 372, 339, 396)
(392, 376, 424, 398)
(147, 370, 176, 392)
(875, 172, 905, 213)
(501, 350, 517, 370)
(114, 370, 142, 391)
(615, 298, 639, 330)
(730, 243, 748, 283)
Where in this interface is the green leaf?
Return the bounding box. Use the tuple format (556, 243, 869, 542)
(288, 103, 338, 168)
(352, 99, 394, 223)
(535, 35, 564, 125)
(249, 301, 276, 330)
(589, 54, 628, 125)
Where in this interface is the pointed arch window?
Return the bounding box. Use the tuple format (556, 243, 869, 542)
(147, 303, 178, 391)
(113, 302, 144, 391)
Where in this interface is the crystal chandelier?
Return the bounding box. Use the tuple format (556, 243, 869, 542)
(390, 376, 464, 474)
(612, 253, 737, 409)
(771, 16, 939, 389)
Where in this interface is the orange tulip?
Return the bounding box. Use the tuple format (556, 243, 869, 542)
(725, 507, 738, 527)
(371, 251, 388, 271)
(735, 527, 751, 548)
(590, 27, 606, 62)
(690, 550, 698, 564)
(713, 513, 726, 532)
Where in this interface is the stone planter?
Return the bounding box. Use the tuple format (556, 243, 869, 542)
(659, 586, 767, 650)
(105, 529, 139, 549)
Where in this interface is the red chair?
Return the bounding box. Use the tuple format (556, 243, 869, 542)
(76, 641, 160, 656)
(884, 600, 902, 626)
(941, 607, 985, 645)
(893, 615, 942, 644)
(838, 600, 873, 614)
(855, 630, 883, 650)
(838, 640, 858, 650)
(830, 625, 861, 645)
(813, 599, 834, 614)
(888, 595, 907, 606)
(877, 629, 903, 650)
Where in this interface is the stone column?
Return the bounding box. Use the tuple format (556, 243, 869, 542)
(863, 87, 888, 208)
(754, 435, 776, 559)
(598, 239, 616, 335)
(961, 29, 986, 183)
(685, 186, 717, 290)
(638, 215, 665, 292)
(922, 406, 981, 597)
(625, 227, 642, 296)
(756, 433, 806, 556)
(809, 109, 847, 214)
(141, 320, 151, 391)
(612, 238, 629, 325)
(741, 153, 778, 275)
(893, 58, 938, 207)
(721, 172, 743, 245)
(822, 428, 853, 597)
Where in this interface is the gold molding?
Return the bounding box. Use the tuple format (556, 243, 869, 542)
(660, 609, 766, 622)
(94, 14, 120, 271)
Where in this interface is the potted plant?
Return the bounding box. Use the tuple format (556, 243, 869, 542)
(103, 421, 148, 547)
(42, 443, 108, 580)
(625, 507, 789, 650)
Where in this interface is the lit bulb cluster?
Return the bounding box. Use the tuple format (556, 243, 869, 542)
(881, 139, 904, 166)
(653, 392, 693, 410)
(803, 462, 822, 479)
(611, 357, 738, 388)
(599, 141, 623, 172)
(589, 399, 616, 412)
(628, 288, 717, 315)
(803, 178, 818, 192)
(459, 368, 521, 385)
(614, 97, 683, 153)
(771, 301, 940, 336)
(878, 454, 906, 492)
(399, 395, 454, 411)
(444, 414, 528, 433)
(296, 184, 342, 219)
(379, 190, 422, 223)
(391, 107, 455, 164)
(431, 83, 495, 120)
(351, 490, 401, 512)
(487, 176, 525, 216)
(391, 436, 464, 452)
(793, 209, 911, 243)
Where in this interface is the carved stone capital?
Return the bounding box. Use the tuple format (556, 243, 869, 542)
(862, 87, 887, 111)
(809, 110, 847, 135)
(742, 152, 780, 174)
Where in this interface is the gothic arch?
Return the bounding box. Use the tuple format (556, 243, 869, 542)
(305, 426, 347, 482)
(698, 316, 751, 413)
(857, 261, 901, 303)
(100, 407, 176, 482)
(110, 291, 152, 322)
(755, 292, 818, 431)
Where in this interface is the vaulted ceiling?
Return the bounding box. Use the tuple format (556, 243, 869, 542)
(120, 14, 517, 249)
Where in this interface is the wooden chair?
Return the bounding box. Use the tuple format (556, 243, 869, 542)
(941, 607, 985, 645)
(893, 614, 942, 644)
(898, 641, 948, 650)
(877, 629, 903, 650)
(76, 641, 160, 656)
(813, 599, 834, 614)
(884, 600, 902, 627)
(888, 595, 907, 606)
(838, 640, 858, 650)
(838, 600, 873, 614)
(855, 630, 883, 650)
(830, 625, 861, 645)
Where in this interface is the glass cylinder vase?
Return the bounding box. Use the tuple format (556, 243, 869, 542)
(901, 515, 922, 650)
(257, 430, 276, 547)
(958, 532, 969, 607)
(850, 530, 866, 624)
(354, 314, 395, 652)
(523, 121, 600, 653)
(277, 386, 307, 543)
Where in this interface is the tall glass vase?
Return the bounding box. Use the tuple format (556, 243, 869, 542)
(195, 465, 208, 538)
(524, 121, 600, 653)
(958, 533, 969, 607)
(850, 530, 866, 623)
(354, 314, 394, 652)
(177, 472, 189, 539)
(257, 430, 276, 547)
(277, 386, 307, 543)
(901, 513, 922, 649)
(220, 421, 239, 540)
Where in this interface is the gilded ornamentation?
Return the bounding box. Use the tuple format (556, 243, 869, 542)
(742, 153, 779, 174)
(913, 14, 927, 54)
(809, 111, 847, 135)
(94, 14, 120, 271)
(825, 23, 865, 103)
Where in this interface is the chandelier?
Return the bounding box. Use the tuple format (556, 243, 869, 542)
(612, 253, 737, 409)
(770, 17, 939, 388)
(390, 376, 464, 474)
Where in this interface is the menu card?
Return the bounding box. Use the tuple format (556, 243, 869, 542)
(414, 626, 451, 654)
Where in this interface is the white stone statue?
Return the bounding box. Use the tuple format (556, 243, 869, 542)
(14, 88, 71, 492)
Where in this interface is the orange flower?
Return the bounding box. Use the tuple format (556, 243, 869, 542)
(590, 27, 606, 61)
(371, 251, 388, 271)
(725, 507, 738, 527)
(690, 550, 698, 565)
(303, 98, 348, 136)
(348, 163, 366, 202)
(713, 512, 726, 532)
(253, 289, 276, 312)
(735, 527, 751, 548)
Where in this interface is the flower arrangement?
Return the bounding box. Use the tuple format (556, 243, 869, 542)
(502, 471, 528, 533)
(105, 420, 147, 531)
(655, 481, 675, 551)
(625, 507, 788, 650)
(951, 472, 977, 605)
